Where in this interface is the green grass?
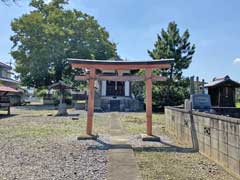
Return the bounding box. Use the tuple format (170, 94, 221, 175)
(0, 110, 165, 138)
(236, 102, 240, 108)
(0, 120, 84, 138)
(0, 109, 110, 139)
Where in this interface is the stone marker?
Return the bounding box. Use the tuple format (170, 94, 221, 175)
(191, 94, 211, 111)
(56, 103, 68, 116)
(184, 99, 192, 111)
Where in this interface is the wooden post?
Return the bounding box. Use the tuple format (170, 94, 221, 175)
(7, 106, 10, 115)
(201, 79, 205, 94)
(218, 89, 221, 107)
(145, 68, 152, 136)
(196, 76, 199, 93)
(190, 76, 194, 95)
(87, 68, 95, 135)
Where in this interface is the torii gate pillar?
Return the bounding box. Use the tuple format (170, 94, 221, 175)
(146, 68, 152, 135)
(86, 68, 95, 135)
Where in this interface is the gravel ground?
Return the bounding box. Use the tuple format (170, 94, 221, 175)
(0, 137, 108, 180)
(0, 107, 238, 180)
(0, 106, 109, 180)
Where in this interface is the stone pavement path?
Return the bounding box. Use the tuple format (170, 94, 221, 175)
(107, 113, 142, 180)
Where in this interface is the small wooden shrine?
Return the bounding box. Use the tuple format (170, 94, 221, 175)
(205, 75, 240, 107)
(48, 81, 72, 116)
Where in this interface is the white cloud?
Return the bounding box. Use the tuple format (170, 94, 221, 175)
(233, 58, 240, 64)
(43, 0, 52, 3)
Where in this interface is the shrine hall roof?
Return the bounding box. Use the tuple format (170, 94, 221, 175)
(205, 75, 240, 88)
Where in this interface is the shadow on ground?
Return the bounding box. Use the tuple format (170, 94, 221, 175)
(0, 114, 17, 119)
(85, 137, 196, 153)
(133, 138, 196, 153)
(14, 104, 57, 111)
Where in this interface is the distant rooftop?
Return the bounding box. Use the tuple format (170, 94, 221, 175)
(0, 85, 18, 93)
(0, 61, 11, 70)
(205, 75, 240, 88)
(0, 77, 18, 84)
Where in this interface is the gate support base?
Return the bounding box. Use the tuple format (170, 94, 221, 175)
(141, 134, 160, 142)
(77, 134, 98, 141)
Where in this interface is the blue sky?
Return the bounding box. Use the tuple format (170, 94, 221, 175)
(0, 0, 240, 82)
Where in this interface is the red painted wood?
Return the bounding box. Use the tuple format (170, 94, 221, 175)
(146, 68, 152, 135)
(71, 59, 173, 135)
(87, 68, 95, 135)
(71, 63, 171, 70)
(75, 75, 167, 82)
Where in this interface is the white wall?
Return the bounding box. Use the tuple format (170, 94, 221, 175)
(125, 81, 130, 96)
(101, 81, 106, 96)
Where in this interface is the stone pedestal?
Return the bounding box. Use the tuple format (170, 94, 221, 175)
(56, 103, 68, 116)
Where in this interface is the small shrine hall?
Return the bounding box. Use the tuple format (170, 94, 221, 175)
(69, 59, 173, 136)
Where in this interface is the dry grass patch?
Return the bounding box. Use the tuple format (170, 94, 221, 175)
(118, 112, 237, 180)
(136, 150, 237, 180)
(120, 112, 165, 135)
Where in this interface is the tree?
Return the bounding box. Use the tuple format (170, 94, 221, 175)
(11, 0, 117, 87)
(147, 22, 195, 108)
(148, 22, 195, 80)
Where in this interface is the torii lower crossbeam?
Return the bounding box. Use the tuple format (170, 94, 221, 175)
(69, 59, 173, 136)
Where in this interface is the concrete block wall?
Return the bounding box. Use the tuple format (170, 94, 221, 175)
(165, 107, 240, 178)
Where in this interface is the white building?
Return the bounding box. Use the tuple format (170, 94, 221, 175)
(94, 70, 143, 112)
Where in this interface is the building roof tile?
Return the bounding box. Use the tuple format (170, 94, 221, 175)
(205, 75, 240, 88)
(0, 86, 18, 93)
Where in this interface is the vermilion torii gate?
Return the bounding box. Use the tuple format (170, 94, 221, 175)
(69, 59, 173, 136)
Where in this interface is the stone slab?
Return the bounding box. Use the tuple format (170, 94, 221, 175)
(107, 116, 142, 180)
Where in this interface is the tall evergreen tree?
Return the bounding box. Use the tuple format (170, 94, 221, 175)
(148, 21, 195, 80)
(147, 22, 195, 107)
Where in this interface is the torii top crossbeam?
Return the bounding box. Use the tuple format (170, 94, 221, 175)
(69, 58, 173, 70)
(69, 58, 174, 136)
